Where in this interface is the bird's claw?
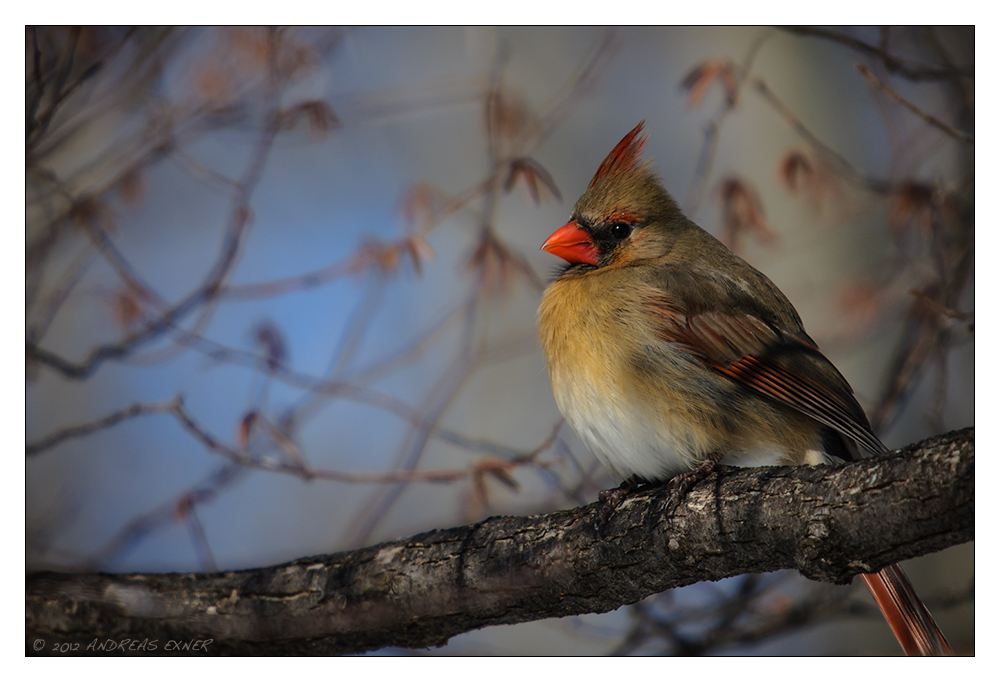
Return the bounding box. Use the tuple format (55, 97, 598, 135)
(596, 476, 649, 526)
(664, 452, 726, 509)
(597, 485, 630, 524)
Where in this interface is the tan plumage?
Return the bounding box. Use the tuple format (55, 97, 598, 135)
(538, 122, 949, 655)
(539, 259, 825, 480)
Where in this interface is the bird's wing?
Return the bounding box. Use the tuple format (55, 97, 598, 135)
(643, 292, 886, 456)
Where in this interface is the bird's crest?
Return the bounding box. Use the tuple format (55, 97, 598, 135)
(588, 121, 648, 189)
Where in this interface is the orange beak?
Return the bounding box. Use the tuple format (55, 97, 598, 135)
(541, 220, 598, 266)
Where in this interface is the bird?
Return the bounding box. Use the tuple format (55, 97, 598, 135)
(537, 121, 950, 656)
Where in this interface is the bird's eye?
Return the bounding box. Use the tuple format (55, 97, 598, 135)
(610, 222, 632, 240)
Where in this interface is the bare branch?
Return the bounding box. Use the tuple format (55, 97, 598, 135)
(856, 64, 973, 145)
(26, 428, 973, 655)
(781, 27, 974, 81)
(26, 49, 283, 379)
(26, 398, 180, 457)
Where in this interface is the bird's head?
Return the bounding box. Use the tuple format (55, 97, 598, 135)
(541, 121, 686, 270)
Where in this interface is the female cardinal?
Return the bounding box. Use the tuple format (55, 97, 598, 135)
(537, 122, 950, 655)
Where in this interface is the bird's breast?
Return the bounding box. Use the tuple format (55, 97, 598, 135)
(538, 273, 713, 481)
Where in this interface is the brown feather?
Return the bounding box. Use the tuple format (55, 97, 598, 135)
(862, 567, 952, 655)
(640, 279, 885, 457)
(588, 120, 648, 189)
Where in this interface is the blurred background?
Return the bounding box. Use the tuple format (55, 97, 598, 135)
(26, 26, 973, 654)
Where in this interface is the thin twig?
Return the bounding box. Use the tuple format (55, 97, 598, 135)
(168, 395, 547, 486)
(684, 30, 771, 214)
(26, 240, 96, 344)
(90, 462, 246, 569)
(348, 311, 481, 545)
(184, 506, 218, 572)
(27, 93, 280, 379)
(168, 147, 240, 195)
(85, 404, 563, 571)
(781, 27, 974, 81)
(26, 27, 44, 132)
(75, 208, 167, 310)
(27, 28, 141, 150)
(26, 27, 81, 147)
(219, 176, 494, 301)
(856, 64, 973, 145)
(750, 76, 893, 195)
(26, 398, 180, 456)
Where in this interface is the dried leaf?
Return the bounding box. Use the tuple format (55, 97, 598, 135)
(465, 230, 541, 296)
(889, 181, 935, 235)
(111, 288, 150, 331)
(192, 28, 318, 111)
(680, 59, 738, 108)
(483, 462, 520, 492)
(401, 235, 435, 276)
(238, 28, 321, 82)
(174, 495, 193, 521)
(503, 157, 562, 204)
(358, 239, 398, 275)
(484, 87, 538, 146)
(716, 177, 778, 252)
(357, 235, 435, 277)
(116, 168, 146, 209)
(777, 149, 844, 208)
(237, 411, 258, 450)
(193, 62, 239, 106)
(251, 319, 288, 371)
(69, 196, 116, 234)
(278, 100, 341, 140)
(399, 183, 448, 226)
(230, 27, 271, 71)
(778, 150, 813, 193)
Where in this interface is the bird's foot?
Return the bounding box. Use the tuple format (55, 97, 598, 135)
(597, 476, 649, 525)
(664, 452, 726, 509)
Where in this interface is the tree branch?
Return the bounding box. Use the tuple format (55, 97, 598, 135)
(781, 27, 974, 81)
(856, 64, 974, 145)
(26, 428, 973, 655)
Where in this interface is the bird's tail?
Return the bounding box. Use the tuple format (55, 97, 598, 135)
(861, 564, 951, 655)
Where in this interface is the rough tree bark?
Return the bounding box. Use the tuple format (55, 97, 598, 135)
(26, 427, 973, 655)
